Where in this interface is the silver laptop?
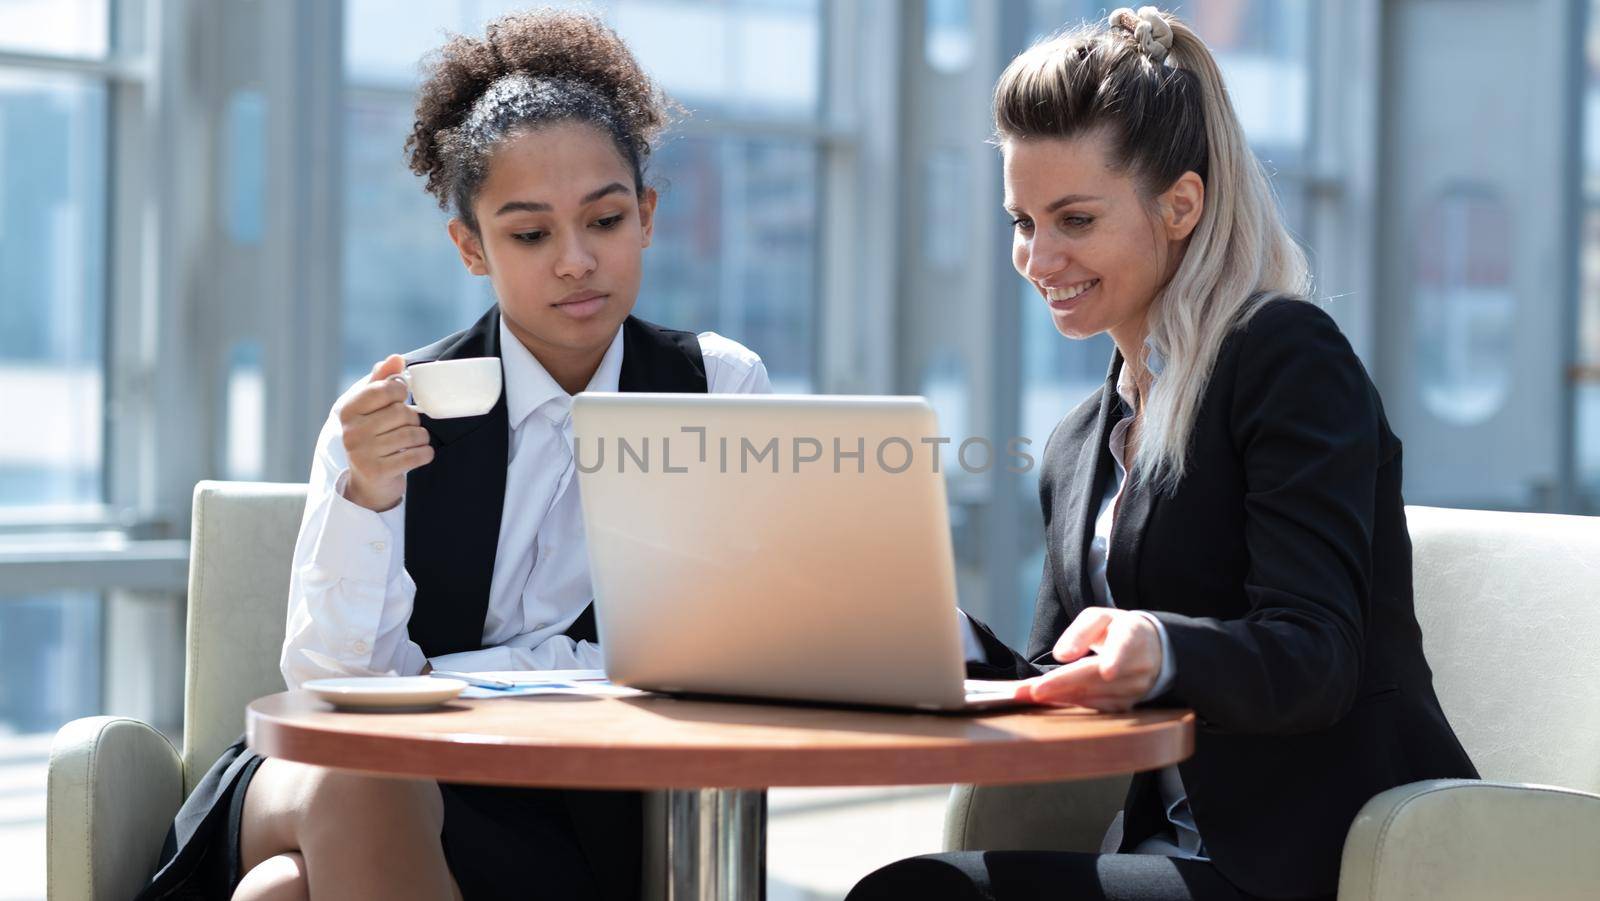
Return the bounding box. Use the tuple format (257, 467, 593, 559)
(572, 393, 1019, 712)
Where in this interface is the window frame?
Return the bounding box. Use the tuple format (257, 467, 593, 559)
(0, 0, 192, 580)
(0, 0, 191, 760)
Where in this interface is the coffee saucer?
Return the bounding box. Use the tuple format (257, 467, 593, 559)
(304, 676, 466, 711)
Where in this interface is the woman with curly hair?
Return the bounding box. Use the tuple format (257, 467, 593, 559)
(137, 9, 770, 900)
(852, 7, 1475, 901)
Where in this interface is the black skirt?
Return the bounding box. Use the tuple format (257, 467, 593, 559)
(136, 737, 643, 901)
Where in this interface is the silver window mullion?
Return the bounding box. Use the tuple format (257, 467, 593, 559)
(258, 0, 344, 483)
(1305, 0, 1381, 365)
(817, 0, 897, 395)
(0, 48, 146, 81)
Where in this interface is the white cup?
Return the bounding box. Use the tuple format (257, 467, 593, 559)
(401, 358, 502, 419)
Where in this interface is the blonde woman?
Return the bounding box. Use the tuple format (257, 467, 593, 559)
(853, 8, 1475, 901)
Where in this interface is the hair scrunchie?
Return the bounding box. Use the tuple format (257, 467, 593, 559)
(1109, 6, 1173, 64)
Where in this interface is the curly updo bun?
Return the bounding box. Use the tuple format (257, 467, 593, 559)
(403, 9, 672, 231)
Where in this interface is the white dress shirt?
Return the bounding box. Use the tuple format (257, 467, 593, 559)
(1094, 349, 1204, 860)
(280, 321, 772, 690)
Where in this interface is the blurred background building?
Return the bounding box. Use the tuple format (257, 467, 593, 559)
(2, 0, 1597, 897)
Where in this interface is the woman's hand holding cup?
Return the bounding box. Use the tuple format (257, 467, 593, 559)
(338, 355, 435, 513)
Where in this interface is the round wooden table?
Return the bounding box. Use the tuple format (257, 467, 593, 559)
(249, 691, 1193, 900)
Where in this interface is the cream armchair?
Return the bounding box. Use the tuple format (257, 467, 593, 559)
(48, 481, 307, 900)
(46, 480, 668, 900)
(944, 505, 1600, 900)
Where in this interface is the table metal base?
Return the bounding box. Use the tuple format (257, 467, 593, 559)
(667, 788, 767, 901)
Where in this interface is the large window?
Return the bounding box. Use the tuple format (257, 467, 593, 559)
(643, 135, 818, 392)
(0, 593, 104, 733)
(341, 0, 824, 393)
(0, 0, 115, 742)
(0, 73, 108, 509)
(0, 0, 109, 58)
(0, 4, 122, 896)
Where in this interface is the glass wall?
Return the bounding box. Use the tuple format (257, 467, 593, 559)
(0, 0, 112, 746)
(340, 0, 823, 393)
(0, 593, 104, 735)
(0, 72, 107, 508)
(0, 0, 108, 58)
(341, 92, 487, 386)
(0, 5, 117, 894)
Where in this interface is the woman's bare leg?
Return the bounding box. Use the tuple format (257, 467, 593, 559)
(234, 758, 463, 901)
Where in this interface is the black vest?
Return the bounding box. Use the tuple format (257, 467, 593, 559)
(402, 306, 708, 658)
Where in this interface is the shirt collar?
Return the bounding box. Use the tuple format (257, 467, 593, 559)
(1115, 339, 1166, 409)
(498, 317, 625, 431)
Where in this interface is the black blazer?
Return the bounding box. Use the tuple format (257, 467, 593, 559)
(967, 299, 1477, 899)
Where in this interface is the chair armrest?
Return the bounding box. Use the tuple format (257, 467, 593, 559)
(1339, 779, 1600, 901)
(944, 776, 1129, 853)
(48, 716, 184, 901)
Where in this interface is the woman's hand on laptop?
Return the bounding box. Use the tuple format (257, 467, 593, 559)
(338, 355, 435, 513)
(1012, 608, 1162, 712)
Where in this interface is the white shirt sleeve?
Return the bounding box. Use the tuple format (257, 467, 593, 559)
(699, 331, 773, 395)
(428, 638, 605, 673)
(280, 405, 429, 689)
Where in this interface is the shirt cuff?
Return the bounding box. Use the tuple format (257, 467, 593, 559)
(307, 469, 403, 585)
(429, 639, 603, 674)
(428, 645, 515, 674)
(1135, 610, 1176, 702)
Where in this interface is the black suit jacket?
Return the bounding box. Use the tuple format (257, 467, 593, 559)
(967, 299, 1477, 899)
